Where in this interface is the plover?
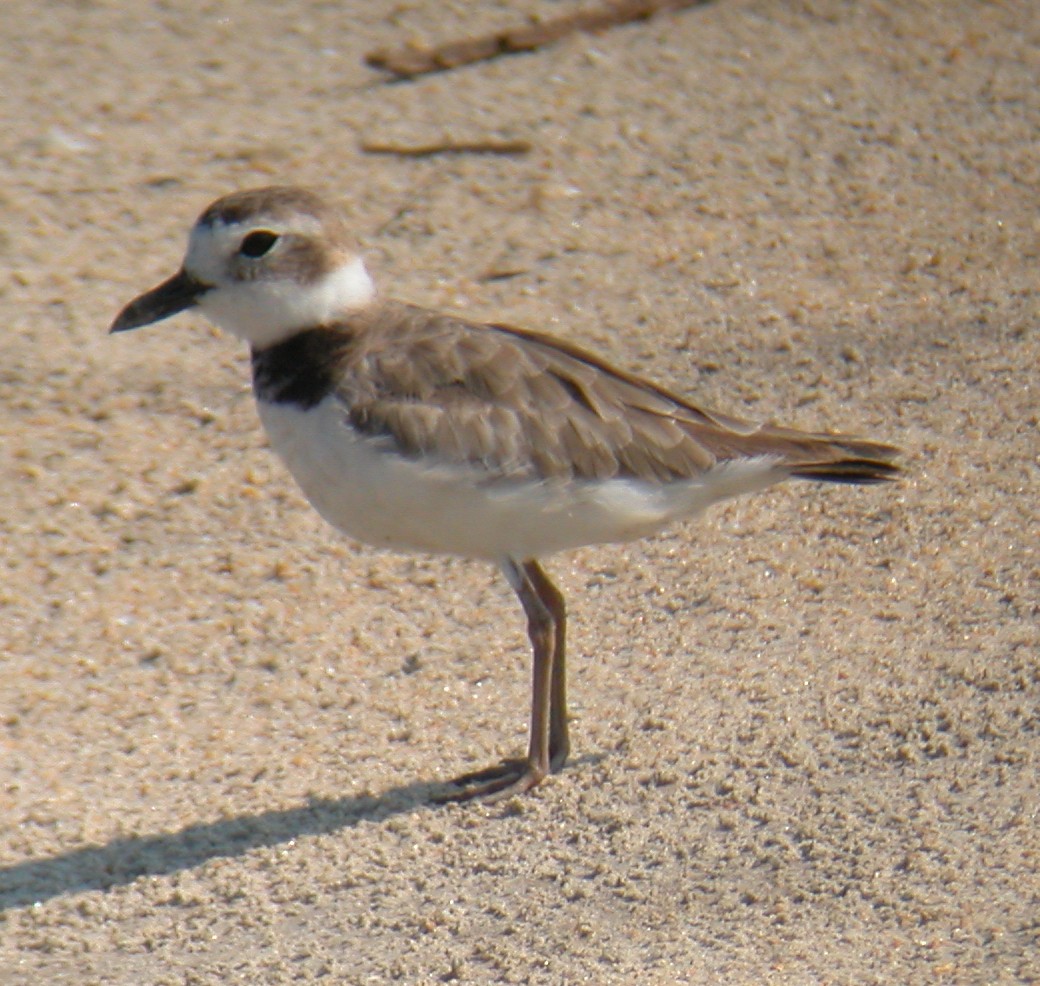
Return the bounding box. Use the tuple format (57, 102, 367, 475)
(111, 185, 900, 801)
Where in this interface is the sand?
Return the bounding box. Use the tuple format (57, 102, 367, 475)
(1, 1, 1037, 982)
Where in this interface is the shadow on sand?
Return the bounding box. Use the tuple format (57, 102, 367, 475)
(0, 754, 601, 912)
(0, 779, 438, 911)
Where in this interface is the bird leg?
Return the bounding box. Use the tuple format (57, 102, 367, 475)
(437, 558, 569, 801)
(521, 559, 569, 771)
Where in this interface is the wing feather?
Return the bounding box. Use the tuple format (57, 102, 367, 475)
(335, 302, 899, 484)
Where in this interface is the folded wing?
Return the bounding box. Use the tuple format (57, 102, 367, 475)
(338, 302, 900, 486)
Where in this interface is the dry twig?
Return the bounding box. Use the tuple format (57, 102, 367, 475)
(366, 0, 711, 80)
(360, 138, 532, 158)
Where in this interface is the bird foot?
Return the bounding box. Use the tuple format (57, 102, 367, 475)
(433, 758, 547, 803)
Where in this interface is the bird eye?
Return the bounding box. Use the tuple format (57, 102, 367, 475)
(240, 230, 279, 258)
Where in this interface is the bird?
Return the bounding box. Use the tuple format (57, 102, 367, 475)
(110, 185, 900, 801)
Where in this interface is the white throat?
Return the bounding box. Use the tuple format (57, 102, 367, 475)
(198, 256, 375, 349)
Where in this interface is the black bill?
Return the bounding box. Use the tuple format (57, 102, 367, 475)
(109, 268, 209, 333)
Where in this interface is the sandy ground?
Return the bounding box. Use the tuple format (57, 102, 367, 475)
(1, 1, 1038, 983)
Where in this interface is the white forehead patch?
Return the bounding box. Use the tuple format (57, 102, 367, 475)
(183, 220, 237, 286)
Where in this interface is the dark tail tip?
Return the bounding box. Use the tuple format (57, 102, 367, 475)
(790, 458, 902, 485)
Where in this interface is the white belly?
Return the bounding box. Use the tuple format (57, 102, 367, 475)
(257, 397, 780, 562)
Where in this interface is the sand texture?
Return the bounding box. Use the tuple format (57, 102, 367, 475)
(1, 1, 1037, 983)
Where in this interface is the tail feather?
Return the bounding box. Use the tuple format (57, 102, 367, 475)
(778, 430, 902, 484)
(788, 457, 901, 485)
(712, 427, 903, 486)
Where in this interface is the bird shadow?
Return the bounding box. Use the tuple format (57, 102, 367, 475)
(0, 755, 602, 913)
(0, 777, 438, 912)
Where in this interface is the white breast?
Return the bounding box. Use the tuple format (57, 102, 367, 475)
(256, 397, 782, 562)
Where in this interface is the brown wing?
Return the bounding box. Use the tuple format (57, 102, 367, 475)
(337, 301, 900, 484)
